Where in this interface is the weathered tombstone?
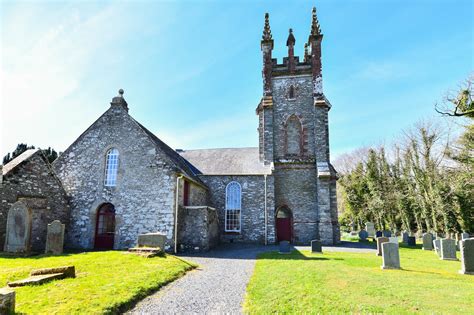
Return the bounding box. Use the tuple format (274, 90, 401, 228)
(311, 240, 322, 253)
(382, 230, 392, 237)
(433, 239, 441, 256)
(388, 236, 398, 244)
(279, 241, 291, 254)
(0, 287, 15, 314)
(381, 242, 401, 270)
(440, 239, 457, 260)
(407, 236, 416, 246)
(4, 201, 32, 253)
(358, 230, 368, 241)
(45, 220, 65, 255)
(422, 233, 433, 250)
(375, 231, 383, 238)
(376, 237, 389, 256)
(402, 232, 409, 244)
(459, 238, 474, 275)
(461, 232, 470, 240)
(137, 233, 166, 249)
(365, 222, 375, 237)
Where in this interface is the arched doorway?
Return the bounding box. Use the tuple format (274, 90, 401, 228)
(94, 203, 115, 250)
(276, 206, 292, 243)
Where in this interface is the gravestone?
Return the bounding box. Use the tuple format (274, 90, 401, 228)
(137, 233, 166, 249)
(440, 239, 457, 260)
(0, 287, 15, 314)
(311, 240, 322, 253)
(433, 239, 441, 257)
(459, 238, 474, 275)
(4, 201, 32, 253)
(461, 232, 470, 240)
(375, 231, 383, 238)
(407, 236, 416, 246)
(376, 237, 389, 256)
(381, 242, 401, 270)
(45, 220, 65, 255)
(402, 232, 409, 244)
(422, 233, 433, 250)
(365, 222, 375, 237)
(279, 241, 291, 254)
(388, 236, 398, 244)
(358, 230, 368, 241)
(382, 230, 392, 237)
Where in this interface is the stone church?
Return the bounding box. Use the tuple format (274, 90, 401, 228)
(1, 7, 339, 253)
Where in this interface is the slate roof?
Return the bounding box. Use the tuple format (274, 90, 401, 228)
(178, 147, 273, 175)
(2, 149, 40, 175)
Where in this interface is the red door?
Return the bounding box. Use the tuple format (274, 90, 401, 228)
(277, 218, 292, 242)
(94, 203, 115, 250)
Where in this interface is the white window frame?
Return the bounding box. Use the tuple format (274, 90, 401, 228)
(225, 181, 242, 232)
(104, 148, 119, 187)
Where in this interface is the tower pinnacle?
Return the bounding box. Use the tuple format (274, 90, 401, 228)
(309, 7, 322, 40)
(262, 13, 273, 42)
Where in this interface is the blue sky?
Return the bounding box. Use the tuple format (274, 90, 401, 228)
(1, 0, 473, 159)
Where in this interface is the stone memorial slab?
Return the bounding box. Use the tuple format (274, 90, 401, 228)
(388, 236, 398, 244)
(279, 241, 291, 254)
(407, 236, 416, 246)
(137, 233, 166, 249)
(358, 230, 368, 241)
(459, 238, 474, 275)
(422, 233, 433, 250)
(375, 231, 383, 238)
(311, 240, 322, 253)
(381, 242, 400, 270)
(433, 239, 441, 256)
(376, 237, 389, 256)
(45, 220, 65, 255)
(402, 232, 409, 244)
(365, 222, 375, 237)
(383, 230, 392, 237)
(0, 287, 15, 314)
(440, 239, 457, 260)
(461, 232, 470, 240)
(4, 201, 32, 253)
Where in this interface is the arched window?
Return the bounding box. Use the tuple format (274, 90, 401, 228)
(286, 115, 302, 155)
(225, 181, 241, 232)
(289, 85, 295, 99)
(104, 148, 119, 186)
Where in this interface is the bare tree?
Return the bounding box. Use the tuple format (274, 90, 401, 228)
(435, 75, 474, 118)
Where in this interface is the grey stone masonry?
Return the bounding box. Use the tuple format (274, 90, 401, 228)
(0, 287, 15, 314)
(459, 238, 474, 275)
(440, 239, 457, 260)
(137, 233, 166, 249)
(376, 237, 389, 256)
(381, 242, 401, 270)
(178, 206, 219, 252)
(422, 233, 433, 250)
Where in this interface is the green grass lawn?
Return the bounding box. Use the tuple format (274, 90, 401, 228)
(245, 246, 474, 314)
(0, 251, 195, 314)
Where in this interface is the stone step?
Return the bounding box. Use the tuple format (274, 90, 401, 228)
(7, 273, 65, 287)
(128, 247, 162, 258)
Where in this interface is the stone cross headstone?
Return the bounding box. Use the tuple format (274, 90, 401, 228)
(358, 230, 368, 241)
(279, 241, 291, 254)
(382, 230, 392, 237)
(407, 236, 416, 246)
(365, 222, 375, 237)
(459, 238, 474, 275)
(402, 232, 409, 244)
(311, 240, 322, 253)
(433, 239, 441, 257)
(45, 220, 65, 255)
(0, 287, 15, 314)
(388, 236, 398, 244)
(4, 201, 31, 253)
(440, 239, 457, 260)
(381, 242, 401, 270)
(375, 231, 382, 238)
(422, 233, 433, 250)
(376, 237, 389, 256)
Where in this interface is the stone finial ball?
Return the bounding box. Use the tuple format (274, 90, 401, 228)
(118, 89, 124, 96)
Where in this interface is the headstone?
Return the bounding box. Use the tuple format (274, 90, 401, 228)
(376, 237, 389, 256)
(433, 239, 441, 257)
(388, 236, 398, 244)
(4, 201, 32, 253)
(382, 230, 392, 237)
(358, 230, 368, 241)
(402, 232, 409, 244)
(461, 232, 470, 240)
(137, 232, 166, 249)
(440, 239, 457, 260)
(279, 241, 291, 254)
(311, 240, 322, 253)
(459, 238, 474, 275)
(407, 236, 416, 246)
(365, 222, 375, 237)
(381, 242, 401, 270)
(422, 233, 433, 250)
(0, 287, 15, 314)
(375, 231, 383, 238)
(45, 220, 65, 255)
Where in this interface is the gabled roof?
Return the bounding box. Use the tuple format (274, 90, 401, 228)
(178, 147, 272, 175)
(2, 149, 40, 175)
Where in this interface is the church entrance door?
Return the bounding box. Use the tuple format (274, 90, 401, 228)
(94, 203, 115, 250)
(276, 207, 292, 242)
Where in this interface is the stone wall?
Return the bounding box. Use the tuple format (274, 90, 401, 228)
(200, 175, 275, 244)
(178, 206, 219, 251)
(0, 151, 69, 252)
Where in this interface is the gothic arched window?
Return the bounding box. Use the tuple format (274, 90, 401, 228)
(286, 115, 302, 156)
(225, 181, 241, 232)
(104, 148, 119, 186)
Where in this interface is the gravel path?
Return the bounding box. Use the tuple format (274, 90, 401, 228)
(128, 241, 375, 314)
